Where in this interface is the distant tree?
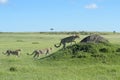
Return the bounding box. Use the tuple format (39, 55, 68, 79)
(113, 31, 116, 34)
(50, 28, 54, 31)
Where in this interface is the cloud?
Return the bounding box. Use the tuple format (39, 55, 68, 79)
(0, 0, 8, 4)
(85, 3, 98, 9)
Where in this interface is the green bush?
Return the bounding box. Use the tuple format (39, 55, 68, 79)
(9, 67, 17, 72)
(32, 42, 39, 44)
(16, 40, 24, 42)
(99, 48, 109, 53)
(116, 48, 120, 52)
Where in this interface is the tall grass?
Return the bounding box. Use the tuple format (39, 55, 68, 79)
(0, 33, 120, 80)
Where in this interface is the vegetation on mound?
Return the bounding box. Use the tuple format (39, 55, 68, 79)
(42, 42, 120, 64)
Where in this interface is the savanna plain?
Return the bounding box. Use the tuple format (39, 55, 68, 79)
(0, 32, 120, 80)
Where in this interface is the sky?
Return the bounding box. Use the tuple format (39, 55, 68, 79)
(0, 0, 120, 32)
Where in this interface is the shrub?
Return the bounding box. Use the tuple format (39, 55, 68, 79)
(99, 48, 108, 53)
(16, 40, 24, 42)
(9, 67, 17, 72)
(32, 42, 39, 44)
(116, 48, 120, 52)
(71, 43, 99, 54)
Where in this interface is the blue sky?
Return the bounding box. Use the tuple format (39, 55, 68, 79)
(0, 0, 120, 32)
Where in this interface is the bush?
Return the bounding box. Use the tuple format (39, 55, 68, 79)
(16, 40, 24, 42)
(32, 42, 39, 44)
(99, 48, 109, 53)
(71, 43, 100, 54)
(116, 48, 120, 52)
(9, 67, 17, 72)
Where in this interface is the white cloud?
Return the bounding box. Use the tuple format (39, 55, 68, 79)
(0, 0, 8, 4)
(85, 3, 98, 9)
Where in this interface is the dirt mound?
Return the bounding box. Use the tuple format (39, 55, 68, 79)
(80, 34, 109, 43)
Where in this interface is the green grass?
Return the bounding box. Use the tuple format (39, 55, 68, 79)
(0, 33, 120, 80)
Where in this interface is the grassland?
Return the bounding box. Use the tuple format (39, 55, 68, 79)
(0, 32, 120, 80)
